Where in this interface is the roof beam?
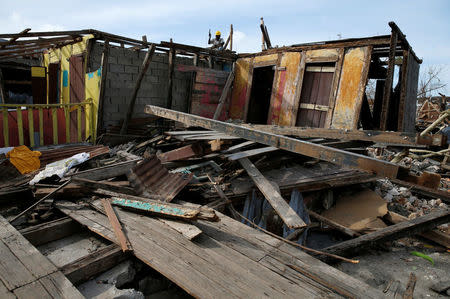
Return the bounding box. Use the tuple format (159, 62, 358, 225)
(144, 105, 406, 179)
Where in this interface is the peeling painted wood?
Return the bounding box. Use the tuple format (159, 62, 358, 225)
(331, 47, 371, 129)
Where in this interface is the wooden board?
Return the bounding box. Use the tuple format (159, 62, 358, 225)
(0, 215, 83, 298)
(56, 199, 383, 298)
(324, 209, 450, 256)
(239, 157, 306, 229)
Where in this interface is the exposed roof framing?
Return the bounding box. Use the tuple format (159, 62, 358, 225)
(238, 22, 421, 63)
(0, 28, 237, 61)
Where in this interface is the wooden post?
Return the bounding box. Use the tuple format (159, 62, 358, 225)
(213, 63, 235, 120)
(230, 24, 233, 51)
(380, 29, 398, 130)
(193, 54, 199, 67)
(120, 45, 156, 135)
(0, 68, 7, 103)
(96, 39, 109, 138)
(397, 50, 409, 131)
(260, 18, 266, 51)
(167, 39, 175, 109)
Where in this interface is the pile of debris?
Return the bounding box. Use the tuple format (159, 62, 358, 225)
(0, 105, 449, 298)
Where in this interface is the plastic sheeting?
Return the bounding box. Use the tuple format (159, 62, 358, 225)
(30, 152, 89, 185)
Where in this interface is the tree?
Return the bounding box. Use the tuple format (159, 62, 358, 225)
(417, 65, 447, 98)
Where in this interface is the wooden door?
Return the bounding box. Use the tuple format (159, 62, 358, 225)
(69, 55, 85, 103)
(296, 65, 334, 128)
(69, 55, 85, 142)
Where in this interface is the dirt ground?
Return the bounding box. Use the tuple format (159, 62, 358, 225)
(335, 237, 450, 298)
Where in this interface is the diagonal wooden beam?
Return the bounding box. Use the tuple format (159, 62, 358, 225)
(144, 105, 406, 179)
(322, 209, 450, 257)
(239, 157, 306, 229)
(0, 28, 31, 49)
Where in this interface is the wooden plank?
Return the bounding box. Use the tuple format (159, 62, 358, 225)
(27, 108, 34, 147)
(110, 198, 200, 220)
(167, 44, 175, 109)
(385, 211, 450, 248)
(61, 244, 127, 285)
(0, 215, 82, 298)
(196, 211, 383, 298)
(51, 107, 58, 144)
(308, 210, 361, 238)
(72, 177, 137, 195)
(58, 200, 324, 298)
(226, 146, 278, 160)
(323, 209, 450, 256)
(246, 125, 439, 146)
(222, 140, 256, 153)
(213, 64, 235, 120)
(2, 108, 8, 147)
(77, 105, 82, 142)
(391, 178, 450, 203)
(239, 157, 306, 229)
(158, 218, 202, 240)
(38, 272, 84, 299)
(13, 280, 51, 298)
(97, 39, 109, 135)
(0, 239, 35, 290)
(120, 45, 156, 134)
(101, 198, 133, 252)
(64, 106, 70, 143)
(145, 105, 406, 179)
(38, 107, 43, 146)
(16, 107, 24, 145)
(19, 217, 81, 246)
(380, 30, 398, 130)
(68, 159, 140, 181)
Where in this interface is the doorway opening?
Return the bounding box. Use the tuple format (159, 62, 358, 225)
(246, 65, 275, 124)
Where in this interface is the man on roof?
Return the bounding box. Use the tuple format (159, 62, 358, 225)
(208, 29, 225, 50)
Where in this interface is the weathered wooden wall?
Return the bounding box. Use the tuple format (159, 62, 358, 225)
(176, 65, 230, 120)
(229, 46, 372, 130)
(330, 47, 371, 129)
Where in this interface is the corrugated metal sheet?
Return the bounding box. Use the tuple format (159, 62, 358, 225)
(127, 155, 193, 202)
(39, 144, 109, 166)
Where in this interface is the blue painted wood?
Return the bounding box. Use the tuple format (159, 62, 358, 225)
(111, 198, 199, 219)
(283, 190, 310, 244)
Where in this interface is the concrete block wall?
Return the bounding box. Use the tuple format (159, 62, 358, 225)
(89, 43, 195, 129)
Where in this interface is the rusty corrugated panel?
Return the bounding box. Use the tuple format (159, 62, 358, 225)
(39, 145, 109, 166)
(127, 155, 193, 202)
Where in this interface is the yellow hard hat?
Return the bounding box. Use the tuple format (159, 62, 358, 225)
(215, 31, 221, 36)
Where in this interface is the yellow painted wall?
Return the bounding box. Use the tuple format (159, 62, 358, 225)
(253, 53, 278, 64)
(229, 58, 251, 119)
(43, 35, 94, 104)
(277, 52, 302, 125)
(331, 47, 371, 129)
(43, 35, 99, 139)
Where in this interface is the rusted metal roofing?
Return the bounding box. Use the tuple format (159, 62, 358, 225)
(39, 145, 109, 166)
(127, 155, 193, 202)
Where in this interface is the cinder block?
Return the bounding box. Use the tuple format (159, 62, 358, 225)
(117, 55, 133, 65)
(109, 64, 124, 73)
(124, 65, 139, 74)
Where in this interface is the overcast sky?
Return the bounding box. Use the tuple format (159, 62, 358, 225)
(1, 0, 449, 93)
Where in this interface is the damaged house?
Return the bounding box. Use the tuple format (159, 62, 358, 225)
(0, 21, 448, 298)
